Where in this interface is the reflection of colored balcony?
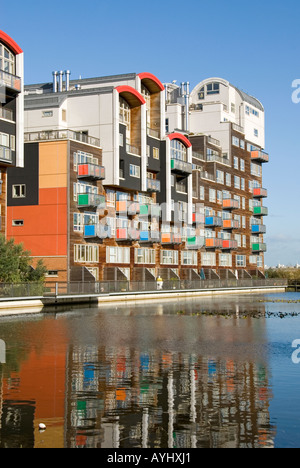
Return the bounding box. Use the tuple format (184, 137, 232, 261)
(222, 240, 238, 250)
(78, 163, 105, 180)
(251, 150, 269, 163)
(187, 236, 205, 249)
(253, 187, 268, 198)
(252, 224, 267, 234)
(147, 178, 161, 192)
(127, 202, 140, 216)
(205, 216, 222, 227)
(205, 238, 223, 249)
(78, 193, 105, 208)
(171, 158, 193, 175)
(253, 206, 268, 216)
(222, 219, 239, 230)
(84, 224, 111, 239)
(140, 204, 161, 218)
(128, 228, 140, 241)
(116, 200, 128, 213)
(223, 199, 239, 210)
(252, 243, 267, 252)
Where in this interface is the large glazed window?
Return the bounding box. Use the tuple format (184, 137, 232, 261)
(0, 43, 15, 75)
(119, 97, 131, 127)
(170, 139, 188, 162)
(141, 84, 151, 127)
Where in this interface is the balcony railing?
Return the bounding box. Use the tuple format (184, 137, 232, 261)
(205, 238, 223, 249)
(223, 199, 239, 210)
(253, 187, 268, 198)
(186, 236, 205, 249)
(78, 163, 105, 180)
(147, 178, 161, 192)
(0, 145, 13, 163)
(223, 219, 240, 230)
(253, 206, 268, 216)
(0, 107, 14, 121)
(84, 224, 111, 239)
(207, 154, 230, 166)
(171, 158, 193, 175)
(139, 230, 160, 243)
(222, 240, 238, 250)
(205, 216, 223, 227)
(251, 150, 269, 163)
(0, 70, 21, 93)
(147, 127, 160, 139)
(200, 171, 215, 182)
(24, 130, 101, 147)
(251, 224, 267, 234)
(140, 204, 161, 218)
(252, 243, 267, 253)
(78, 193, 106, 208)
(126, 143, 140, 155)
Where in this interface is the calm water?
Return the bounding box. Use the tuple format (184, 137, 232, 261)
(0, 292, 299, 449)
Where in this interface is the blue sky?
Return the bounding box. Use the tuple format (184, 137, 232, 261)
(2, 0, 300, 266)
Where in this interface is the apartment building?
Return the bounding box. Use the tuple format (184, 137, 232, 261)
(0, 30, 24, 236)
(165, 78, 268, 277)
(7, 71, 268, 281)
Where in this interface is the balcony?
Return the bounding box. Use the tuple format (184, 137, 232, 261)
(252, 243, 267, 253)
(84, 224, 111, 239)
(140, 204, 161, 218)
(24, 130, 101, 147)
(127, 202, 140, 216)
(205, 216, 223, 227)
(171, 158, 193, 175)
(0, 145, 13, 164)
(147, 178, 161, 192)
(139, 230, 160, 243)
(253, 206, 268, 216)
(223, 199, 239, 210)
(222, 240, 238, 250)
(223, 219, 239, 230)
(78, 163, 105, 180)
(126, 143, 140, 156)
(186, 236, 205, 249)
(253, 187, 268, 198)
(193, 213, 205, 224)
(116, 200, 128, 213)
(205, 238, 223, 249)
(252, 224, 267, 234)
(0, 70, 21, 94)
(78, 193, 106, 208)
(251, 150, 269, 163)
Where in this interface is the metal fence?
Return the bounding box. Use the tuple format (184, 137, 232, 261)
(0, 278, 288, 300)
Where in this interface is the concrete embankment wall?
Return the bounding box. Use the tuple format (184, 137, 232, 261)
(0, 286, 287, 317)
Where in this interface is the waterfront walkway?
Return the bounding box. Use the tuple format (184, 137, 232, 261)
(0, 278, 288, 316)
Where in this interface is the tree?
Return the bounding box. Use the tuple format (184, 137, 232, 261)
(0, 235, 47, 283)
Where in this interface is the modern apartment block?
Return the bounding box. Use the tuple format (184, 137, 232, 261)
(7, 71, 268, 282)
(0, 30, 24, 237)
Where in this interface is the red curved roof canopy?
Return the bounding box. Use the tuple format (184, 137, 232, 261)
(138, 72, 165, 93)
(116, 85, 146, 107)
(168, 133, 192, 148)
(0, 30, 23, 55)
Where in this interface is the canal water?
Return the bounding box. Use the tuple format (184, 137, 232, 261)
(0, 292, 299, 449)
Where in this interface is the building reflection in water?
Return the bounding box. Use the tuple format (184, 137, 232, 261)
(0, 297, 276, 448)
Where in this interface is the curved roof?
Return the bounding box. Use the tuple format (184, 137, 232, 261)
(168, 132, 192, 148)
(191, 77, 264, 111)
(138, 73, 165, 93)
(115, 85, 146, 107)
(0, 30, 23, 55)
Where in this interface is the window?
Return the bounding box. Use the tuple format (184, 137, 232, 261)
(129, 164, 140, 178)
(241, 178, 245, 191)
(236, 255, 246, 267)
(240, 159, 245, 171)
(42, 111, 53, 118)
(198, 87, 205, 100)
(12, 219, 24, 226)
(216, 170, 224, 185)
(233, 156, 239, 169)
(181, 251, 197, 265)
(170, 139, 187, 162)
(165, 118, 169, 133)
(106, 190, 115, 208)
(106, 246, 130, 264)
(73, 213, 83, 232)
(201, 252, 216, 266)
(119, 97, 131, 126)
(161, 250, 178, 265)
(153, 147, 160, 160)
(226, 173, 231, 187)
(254, 129, 259, 137)
(119, 133, 124, 147)
(135, 248, 155, 265)
(74, 244, 99, 263)
(207, 82, 220, 95)
(0, 43, 15, 75)
(199, 186, 205, 200)
(0, 132, 10, 147)
(12, 184, 26, 198)
(232, 136, 239, 147)
(231, 103, 235, 113)
(219, 254, 232, 267)
(209, 188, 216, 203)
(234, 176, 240, 189)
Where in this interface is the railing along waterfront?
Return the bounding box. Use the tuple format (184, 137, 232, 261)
(0, 278, 288, 300)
